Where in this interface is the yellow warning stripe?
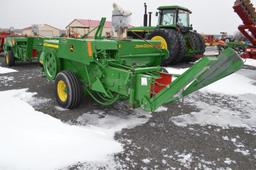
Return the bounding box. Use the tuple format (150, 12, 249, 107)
(43, 43, 59, 49)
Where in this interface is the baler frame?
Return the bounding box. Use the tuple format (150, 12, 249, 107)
(40, 18, 243, 112)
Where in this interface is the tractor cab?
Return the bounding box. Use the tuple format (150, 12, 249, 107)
(157, 6, 192, 32)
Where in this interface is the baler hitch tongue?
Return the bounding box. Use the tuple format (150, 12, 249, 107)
(146, 48, 243, 112)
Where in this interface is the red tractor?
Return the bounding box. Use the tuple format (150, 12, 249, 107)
(0, 32, 10, 53)
(233, 0, 256, 59)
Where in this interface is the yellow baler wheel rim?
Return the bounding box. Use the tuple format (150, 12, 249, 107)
(57, 80, 68, 102)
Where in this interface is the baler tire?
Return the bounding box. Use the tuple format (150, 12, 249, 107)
(55, 71, 82, 109)
(146, 29, 179, 65)
(5, 50, 15, 67)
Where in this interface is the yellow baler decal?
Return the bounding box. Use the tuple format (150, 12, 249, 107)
(43, 43, 59, 49)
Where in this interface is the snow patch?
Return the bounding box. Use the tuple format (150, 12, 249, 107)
(0, 66, 17, 74)
(73, 108, 151, 132)
(0, 89, 50, 107)
(234, 148, 250, 156)
(224, 158, 236, 165)
(142, 158, 151, 164)
(175, 151, 193, 169)
(155, 106, 168, 112)
(0, 89, 122, 170)
(0, 76, 15, 87)
(171, 72, 256, 131)
(200, 73, 256, 95)
(55, 106, 69, 111)
(171, 98, 256, 131)
(244, 58, 256, 67)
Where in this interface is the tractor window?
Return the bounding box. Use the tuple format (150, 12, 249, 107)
(177, 10, 189, 27)
(160, 10, 176, 26)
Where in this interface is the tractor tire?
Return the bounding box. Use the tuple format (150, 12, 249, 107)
(194, 32, 206, 54)
(187, 32, 198, 52)
(5, 50, 15, 67)
(55, 71, 82, 109)
(173, 32, 186, 64)
(184, 32, 206, 62)
(146, 29, 179, 65)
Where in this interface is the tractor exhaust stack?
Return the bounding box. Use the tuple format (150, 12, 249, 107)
(144, 3, 148, 26)
(149, 12, 152, 26)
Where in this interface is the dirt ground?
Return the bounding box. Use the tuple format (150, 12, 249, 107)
(0, 54, 256, 169)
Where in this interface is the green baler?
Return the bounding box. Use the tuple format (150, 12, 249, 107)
(4, 36, 45, 66)
(40, 18, 243, 112)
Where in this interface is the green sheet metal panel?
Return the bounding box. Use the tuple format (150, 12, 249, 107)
(117, 39, 166, 67)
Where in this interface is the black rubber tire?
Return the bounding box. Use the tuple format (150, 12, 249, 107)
(183, 32, 206, 62)
(187, 32, 198, 52)
(194, 32, 206, 54)
(5, 50, 15, 67)
(55, 71, 82, 109)
(173, 32, 186, 64)
(146, 29, 179, 65)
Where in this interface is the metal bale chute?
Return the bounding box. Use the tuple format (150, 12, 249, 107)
(39, 18, 243, 112)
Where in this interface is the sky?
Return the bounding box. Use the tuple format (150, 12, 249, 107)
(1, 0, 256, 35)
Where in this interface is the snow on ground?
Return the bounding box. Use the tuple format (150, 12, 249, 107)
(0, 76, 15, 87)
(155, 106, 168, 112)
(0, 89, 122, 170)
(70, 106, 151, 133)
(0, 66, 17, 74)
(0, 88, 51, 107)
(0, 89, 152, 170)
(204, 46, 219, 56)
(171, 96, 256, 130)
(200, 71, 256, 95)
(171, 71, 256, 131)
(55, 106, 69, 111)
(244, 58, 256, 67)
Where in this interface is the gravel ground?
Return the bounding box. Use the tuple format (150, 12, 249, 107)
(0, 53, 256, 169)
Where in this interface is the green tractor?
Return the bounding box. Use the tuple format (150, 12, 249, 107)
(128, 3, 205, 65)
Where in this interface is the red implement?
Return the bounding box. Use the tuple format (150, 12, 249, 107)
(233, 0, 256, 59)
(0, 32, 10, 53)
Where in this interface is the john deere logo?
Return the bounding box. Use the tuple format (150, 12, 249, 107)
(135, 44, 161, 49)
(69, 44, 75, 52)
